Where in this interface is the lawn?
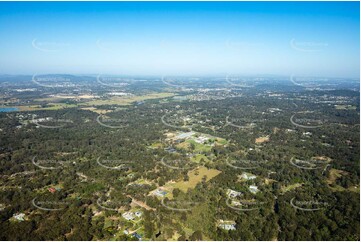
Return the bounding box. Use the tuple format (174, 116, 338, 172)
(132, 178, 153, 185)
(34, 94, 96, 102)
(326, 168, 358, 192)
(281, 183, 303, 193)
(190, 154, 210, 163)
(185, 140, 212, 153)
(326, 168, 345, 185)
(167, 166, 221, 193)
(215, 138, 228, 145)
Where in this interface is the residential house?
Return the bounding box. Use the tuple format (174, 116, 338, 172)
(249, 185, 259, 194)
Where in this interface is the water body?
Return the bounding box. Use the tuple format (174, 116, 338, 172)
(0, 107, 19, 112)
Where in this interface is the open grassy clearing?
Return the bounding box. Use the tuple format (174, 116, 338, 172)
(190, 154, 210, 163)
(215, 138, 228, 145)
(174, 141, 190, 150)
(264, 178, 277, 185)
(13, 93, 174, 112)
(131, 178, 153, 185)
(15, 103, 77, 111)
(280, 183, 303, 193)
(185, 139, 212, 152)
(80, 107, 111, 114)
(255, 136, 270, 144)
(326, 168, 359, 192)
(326, 168, 346, 185)
(34, 94, 97, 102)
(80, 92, 175, 106)
(335, 105, 357, 110)
(165, 166, 221, 193)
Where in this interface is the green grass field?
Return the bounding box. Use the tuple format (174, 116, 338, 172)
(281, 183, 303, 193)
(167, 166, 221, 193)
(335, 105, 357, 110)
(190, 154, 210, 163)
(16, 103, 77, 111)
(186, 140, 212, 152)
(81, 92, 175, 106)
(15, 93, 175, 112)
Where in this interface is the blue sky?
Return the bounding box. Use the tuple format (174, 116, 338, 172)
(0, 1, 359, 77)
